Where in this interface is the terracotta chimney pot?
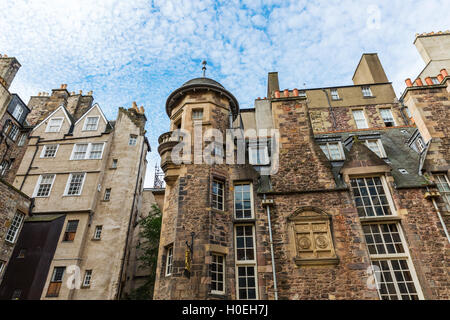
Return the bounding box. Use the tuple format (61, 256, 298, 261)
(440, 69, 448, 77)
(293, 88, 299, 96)
(140, 106, 145, 113)
(405, 78, 413, 87)
(436, 74, 444, 82)
(415, 78, 424, 86)
(283, 89, 289, 97)
(425, 77, 433, 85)
(274, 90, 280, 98)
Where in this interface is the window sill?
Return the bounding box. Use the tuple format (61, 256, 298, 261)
(294, 257, 339, 266)
(359, 215, 402, 223)
(331, 98, 342, 101)
(211, 208, 226, 214)
(233, 218, 256, 223)
(81, 285, 91, 289)
(109, 167, 117, 170)
(101, 199, 110, 202)
(209, 292, 226, 299)
(91, 238, 101, 241)
(363, 96, 376, 99)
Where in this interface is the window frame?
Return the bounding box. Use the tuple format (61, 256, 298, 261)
(319, 141, 345, 160)
(330, 89, 340, 100)
(8, 124, 19, 141)
(104, 188, 111, 201)
(93, 226, 103, 240)
(0, 260, 5, 275)
(70, 143, 105, 160)
(5, 211, 25, 243)
(0, 160, 9, 177)
(17, 133, 27, 146)
(379, 108, 396, 127)
(165, 245, 174, 276)
(192, 108, 204, 121)
(40, 144, 59, 158)
(63, 173, 87, 196)
(361, 86, 373, 97)
(235, 264, 258, 300)
(46, 266, 66, 297)
(33, 174, 56, 198)
(82, 270, 93, 287)
(364, 139, 387, 158)
(12, 104, 23, 121)
(352, 109, 369, 129)
(45, 117, 64, 133)
(211, 179, 225, 211)
(433, 173, 450, 211)
(350, 176, 397, 219)
(63, 220, 79, 242)
(248, 144, 270, 165)
(129, 134, 137, 146)
(210, 253, 225, 295)
(234, 182, 254, 220)
(82, 116, 100, 131)
(362, 221, 424, 300)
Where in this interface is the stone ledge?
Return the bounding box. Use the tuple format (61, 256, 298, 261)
(294, 257, 340, 266)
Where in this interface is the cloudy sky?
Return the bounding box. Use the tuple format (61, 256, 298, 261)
(0, 0, 448, 186)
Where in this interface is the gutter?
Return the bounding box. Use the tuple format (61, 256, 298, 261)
(116, 135, 145, 299)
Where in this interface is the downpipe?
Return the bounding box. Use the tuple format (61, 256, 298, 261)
(264, 194, 278, 300)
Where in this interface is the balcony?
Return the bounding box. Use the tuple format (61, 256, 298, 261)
(158, 131, 184, 185)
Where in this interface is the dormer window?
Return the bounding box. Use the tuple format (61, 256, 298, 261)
(364, 139, 387, 158)
(416, 137, 425, 153)
(83, 116, 99, 131)
(319, 142, 345, 160)
(46, 118, 63, 132)
(12, 104, 23, 121)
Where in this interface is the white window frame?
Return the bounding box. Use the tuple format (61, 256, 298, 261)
(129, 135, 137, 146)
(364, 139, 387, 158)
(416, 138, 425, 153)
(17, 133, 27, 146)
(5, 211, 25, 243)
(235, 223, 259, 300)
(70, 143, 105, 160)
(380, 108, 396, 127)
(51, 267, 65, 282)
(319, 141, 345, 160)
(434, 173, 450, 211)
(212, 180, 224, 211)
(249, 144, 269, 165)
(210, 253, 225, 295)
(350, 176, 397, 219)
(352, 110, 369, 129)
(40, 144, 59, 158)
(104, 188, 111, 201)
(63, 173, 87, 196)
(234, 183, 254, 220)
(82, 116, 100, 131)
(45, 117, 64, 133)
(83, 270, 92, 287)
(12, 104, 23, 121)
(0, 160, 9, 176)
(94, 226, 102, 240)
(330, 89, 339, 100)
(362, 86, 373, 97)
(33, 174, 56, 198)
(362, 221, 424, 300)
(165, 245, 173, 276)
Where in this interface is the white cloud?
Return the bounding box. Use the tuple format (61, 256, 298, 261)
(0, 0, 448, 186)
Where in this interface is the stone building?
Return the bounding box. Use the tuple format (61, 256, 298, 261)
(0, 54, 32, 287)
(153, 32, 450, 300)
(0, 82, 154, 299)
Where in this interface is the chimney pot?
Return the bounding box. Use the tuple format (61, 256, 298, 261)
(424, 77, 433, 85)
(293, 88, 299, 96)
(274, 90, 280, 98)
(3, 54, 7, 57)
(415, 78, 424, 86)
(405, 78, 413, 87)
(140, 106, 145, 113)
(437, 74, 444, 83)
(79, 90, 83, 95)
(440, 69, 448, 77)
(283, 89, 289, 97)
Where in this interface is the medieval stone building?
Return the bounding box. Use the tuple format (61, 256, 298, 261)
(153, 32, 450, 300)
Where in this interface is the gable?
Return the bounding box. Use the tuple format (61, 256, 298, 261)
(72, 104, 108, 137)
(31, 106, 72, 138)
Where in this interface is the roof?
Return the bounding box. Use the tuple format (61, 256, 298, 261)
(165, 76, 239, 118)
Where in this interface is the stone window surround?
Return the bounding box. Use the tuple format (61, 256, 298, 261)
(351, 108, 369, 129)
(63, 172, 87, 196)
(210, 253, 225, 295)
(33, 174, 56, 198)
(233, 182, 254, 220)
(211, 174, 226, 212)
(378, 107, 397, 127)
(82, 116, 100, 131)
(45, 117, 64, 133)
(234, 223, 258, 300)
(70, 142, 106, 160)
(165, 244, 174, 277)
(82, 270, 93, 288)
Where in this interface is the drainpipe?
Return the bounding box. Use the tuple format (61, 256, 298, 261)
(398, 98, 409, 126)
(263, 194, 278, 300)
(321, 89, 337, 130)
(20, 137, 40, 190)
